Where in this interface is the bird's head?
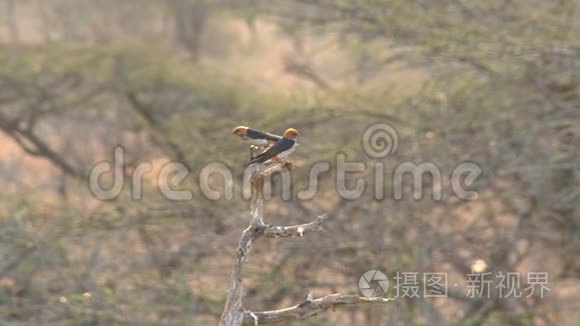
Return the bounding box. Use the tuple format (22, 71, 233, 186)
(283, 128, 299, 139)
(232, 126, 249, 136)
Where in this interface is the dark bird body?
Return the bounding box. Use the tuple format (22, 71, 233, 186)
(233, 126, 299, 165)
(246, 129, 281, 143)
(232, 126, 281, 149)
(249, 137, 297, 164)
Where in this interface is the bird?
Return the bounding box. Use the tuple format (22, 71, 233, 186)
(248, 128, 299, 165)
(232, 126, 282, 153)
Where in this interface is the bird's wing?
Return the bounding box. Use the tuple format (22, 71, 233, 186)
(249, 138, 295, 164)
(246, 128, 282, 142)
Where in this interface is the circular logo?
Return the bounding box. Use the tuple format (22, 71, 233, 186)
(359, 270, 389, 298)
(362, 123, 399, 158)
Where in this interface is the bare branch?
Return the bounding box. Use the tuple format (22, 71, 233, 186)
(263, 214, 328, 238)
(220, 220, 263, 326)
(125, 91, 191, 170)
(220, 165, 391, 325)
(243, 294, 392, 325)
(220, 168, 269, 326)
(0, 112, 82, 178)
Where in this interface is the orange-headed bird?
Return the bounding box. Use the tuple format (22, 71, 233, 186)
(248, 128, 299, 165)
(232, 126, 282, 150)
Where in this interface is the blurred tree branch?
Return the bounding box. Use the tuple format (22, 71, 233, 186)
(0, 111, 82, 178)
(126, 91, 192, 170)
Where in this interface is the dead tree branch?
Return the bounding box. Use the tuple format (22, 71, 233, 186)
(219, 163, 391, 325)
(243, 294, 392, 325)
(263, 214, 328, 238)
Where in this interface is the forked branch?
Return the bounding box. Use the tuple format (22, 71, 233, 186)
(219, 163, 391, 325)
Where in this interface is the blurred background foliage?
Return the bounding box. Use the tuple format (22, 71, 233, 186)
(0, 0, 578, 325)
